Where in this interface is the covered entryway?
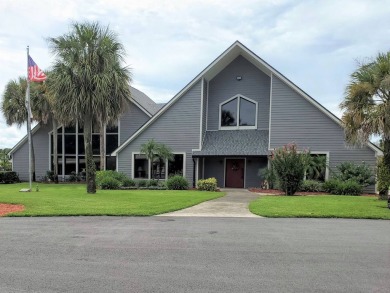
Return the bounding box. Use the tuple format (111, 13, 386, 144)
(225, 159, 245, 188)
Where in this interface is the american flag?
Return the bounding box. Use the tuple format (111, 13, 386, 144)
(28, 55, 46, 82)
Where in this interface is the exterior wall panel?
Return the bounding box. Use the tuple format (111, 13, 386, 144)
(204, 157, 225, 188)
(207, 55, 270, 131)
(270, 76, 377, 192)
(12, 122, 51, 181)
(246, 157, 268, 188)
(118, 81, 202, 183)
(119, 101, 150, 145)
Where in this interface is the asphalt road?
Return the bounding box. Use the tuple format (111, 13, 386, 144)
(0, 217, 389, 293)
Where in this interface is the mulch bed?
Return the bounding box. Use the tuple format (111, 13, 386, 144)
(248, 188, 376, 197)
(0, 204, 25, 216)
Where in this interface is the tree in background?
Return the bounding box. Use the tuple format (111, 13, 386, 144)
(340, 51, 390, 200)
(48, 22, 131, 193)
(0, 148, 12, 171)
(1, 77, 37, 180)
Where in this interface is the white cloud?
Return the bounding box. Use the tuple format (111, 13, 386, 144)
(1, 0, 390, 148)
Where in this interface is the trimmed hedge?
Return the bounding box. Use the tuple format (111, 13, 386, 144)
(197, 177, 218, 191)
(0, 171, 20, 184)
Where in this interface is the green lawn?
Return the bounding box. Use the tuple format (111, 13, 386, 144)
(249, 195, 390, 219)
(0, 183, 224, 216)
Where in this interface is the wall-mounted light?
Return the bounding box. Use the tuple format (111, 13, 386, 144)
(236, 76, 242, 81)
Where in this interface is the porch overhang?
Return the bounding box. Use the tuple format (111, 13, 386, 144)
(193, 130, 269, 157)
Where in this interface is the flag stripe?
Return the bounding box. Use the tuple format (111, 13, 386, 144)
(28, 55, 46, 82)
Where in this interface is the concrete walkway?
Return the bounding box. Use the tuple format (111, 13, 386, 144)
(159, 189, 262, 218)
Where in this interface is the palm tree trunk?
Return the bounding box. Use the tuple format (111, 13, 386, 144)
(52, 118, 59, 183)
(84, 114, 96, 194)
(99, 120, 105, 171)
(379, 138, 390, 201)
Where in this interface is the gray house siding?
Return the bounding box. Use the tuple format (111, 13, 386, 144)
(270, 76, 377, 192)
(207, 55, 270, 131)
(203, 157, 224, 188)
(12, 123, 51, 181)
(246, 157, 268, 188)
(119, 101, 150, 145)
(117, 81, 202, 182)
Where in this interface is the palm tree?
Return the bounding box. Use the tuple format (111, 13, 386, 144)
(1, 77, 37, 181)
(140, 139, 173, 179)
(33, 77, 60, 182)
(340, 51, 390, 199)
(48, 22, 131, 193)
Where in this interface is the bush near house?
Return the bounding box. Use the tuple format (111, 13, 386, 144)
(332, 161, 374, 187)
(166, 175, 189, 190)
(96, 170, 128, 189)
(271, 143, 307, 195)
(100, 177, 121, 190)
(323, 178, 362, 196)
(197, 177, 218, 191)
(299, 180, 324, 192)
(377, 158, 390, 200)
(0, 171, 20, 184)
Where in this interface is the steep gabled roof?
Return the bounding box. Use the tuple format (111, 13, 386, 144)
(113, 41, 382, 156)
(130, 87, 160, 116)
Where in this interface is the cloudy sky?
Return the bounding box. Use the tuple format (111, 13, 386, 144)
(1, 0, 389, 148)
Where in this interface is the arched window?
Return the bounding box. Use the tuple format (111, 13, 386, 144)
(219, 95, 257, 129)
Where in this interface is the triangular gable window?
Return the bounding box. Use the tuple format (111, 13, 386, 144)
(219, 95, 257, 130)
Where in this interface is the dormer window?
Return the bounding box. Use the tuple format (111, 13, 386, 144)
(219, 95, 257, 130)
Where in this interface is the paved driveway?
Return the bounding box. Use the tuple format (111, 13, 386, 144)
(160, 188, 261, 217)
(1, 217, 389, 292)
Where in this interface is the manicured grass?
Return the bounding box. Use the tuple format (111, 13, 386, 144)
(249, 195, 390, 219)
(0, 183, 224, 216)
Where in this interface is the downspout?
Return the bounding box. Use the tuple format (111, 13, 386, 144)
(192, 157, 196, 188)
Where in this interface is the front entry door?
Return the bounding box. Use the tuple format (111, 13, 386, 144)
(225, 159, 245, 188)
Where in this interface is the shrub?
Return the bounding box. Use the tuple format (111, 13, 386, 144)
(147, 179, 159, 187)
(299, 180, 323, 192)
(333, 161, 374, 187)
(323, 179, 340, 194)
(122, 178, 136, 187)
(99, 177, 121, 190)
(0, 171, 20, 184)
(68, 171, 79, 182)
(323, 179, 362, 195)
(96, 170, 129, 189)
(166, 175, 189, 190)
(271, 143, 307, 195)
(197, 177, 218, 191)
(137, 179, 148, 188)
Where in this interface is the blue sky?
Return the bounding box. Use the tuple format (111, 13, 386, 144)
(1, 0, 389, 148)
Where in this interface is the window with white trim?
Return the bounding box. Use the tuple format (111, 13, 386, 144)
(133, 153, 185, 180)
(220, 95, 257, 129)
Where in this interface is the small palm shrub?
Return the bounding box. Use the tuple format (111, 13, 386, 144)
(271, 143, 307, 195)
(299, 180, 324, 192)
(197, 177, 218, 191)
(100, 177, 121, 190)
(166, 175, 189, 190)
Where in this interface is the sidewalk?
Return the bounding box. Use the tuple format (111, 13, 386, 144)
(159, 189, 263, 218)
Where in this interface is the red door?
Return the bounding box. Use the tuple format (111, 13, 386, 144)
(225, 159, 245, 188)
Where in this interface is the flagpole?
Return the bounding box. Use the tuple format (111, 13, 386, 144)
(26, 46, 32, 191)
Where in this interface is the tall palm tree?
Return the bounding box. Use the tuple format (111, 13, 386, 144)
(33, 76, 60, 182)
(1, 77, 37, 181)
(340, 51, 390, 198)
(48, 22, 131, 193)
